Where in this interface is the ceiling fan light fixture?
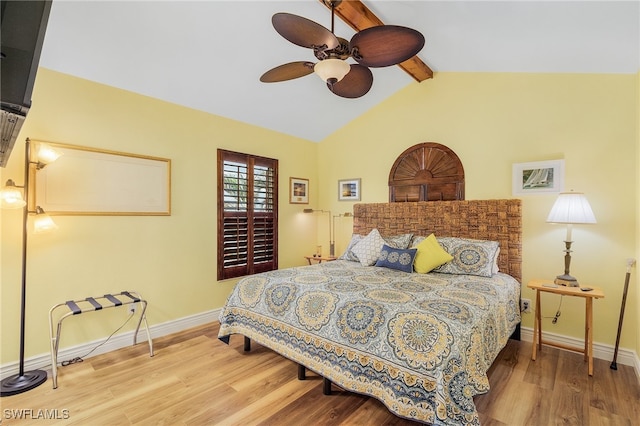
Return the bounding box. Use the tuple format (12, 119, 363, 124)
(314, 58, 350, 84)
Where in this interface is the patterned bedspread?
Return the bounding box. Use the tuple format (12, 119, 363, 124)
(218, 260, 521, 425)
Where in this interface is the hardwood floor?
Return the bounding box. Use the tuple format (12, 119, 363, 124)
(3, 322, 639, 425)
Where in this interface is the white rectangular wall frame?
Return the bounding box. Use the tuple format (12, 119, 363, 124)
(31, 141, 171, 215)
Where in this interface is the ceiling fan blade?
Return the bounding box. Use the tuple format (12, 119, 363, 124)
(328, 64, 373, 99)
(272, 13, 339, 50)
(319, 0, 433, 81)
(260, 61, 315, 83)
(349, 25, 425, 68)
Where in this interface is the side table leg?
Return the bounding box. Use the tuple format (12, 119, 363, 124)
(586, 298, 594, 376)
(532, 290, 541, 360)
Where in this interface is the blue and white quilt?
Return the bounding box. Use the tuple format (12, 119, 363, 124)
(218, 260, 520, 425)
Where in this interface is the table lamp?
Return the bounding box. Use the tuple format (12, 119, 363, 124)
(546, 191, 596, 286)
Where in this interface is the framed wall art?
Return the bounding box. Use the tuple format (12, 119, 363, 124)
(32, 141, 171, 215)
(512, 159, 564, 196)
(289, 177, 309, 204)
(338, 178, 361, 201)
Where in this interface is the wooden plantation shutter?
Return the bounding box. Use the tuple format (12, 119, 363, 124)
(217, 149, 278, 280)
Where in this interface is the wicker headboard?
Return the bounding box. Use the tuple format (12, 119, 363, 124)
(353, 199, 522, 283)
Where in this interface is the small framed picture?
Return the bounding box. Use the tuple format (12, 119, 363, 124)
(338, 178, 361, 201)
(289, 177, 309, 204)
(512, 160, 564, 196)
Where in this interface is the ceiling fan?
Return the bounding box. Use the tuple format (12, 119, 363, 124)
(260, 0, 425, 99)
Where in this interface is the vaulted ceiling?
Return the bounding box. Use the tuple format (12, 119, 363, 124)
(39, 1, 639, 142)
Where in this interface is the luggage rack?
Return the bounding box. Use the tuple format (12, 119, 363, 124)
(48, 291, 153, 389)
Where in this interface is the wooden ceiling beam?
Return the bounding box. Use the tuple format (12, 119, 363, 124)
(318, 0, 433, 82)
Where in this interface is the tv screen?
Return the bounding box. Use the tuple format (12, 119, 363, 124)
(1, 0, 52, 112)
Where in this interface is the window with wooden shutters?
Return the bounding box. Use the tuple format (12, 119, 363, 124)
(217, 149, 278, 280)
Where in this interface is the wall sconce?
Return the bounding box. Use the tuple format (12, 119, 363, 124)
(546, 190, 596, 286)
(0, 139, 61, 397)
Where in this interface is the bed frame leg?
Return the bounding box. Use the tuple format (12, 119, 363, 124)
(297, 364, 306, 380)
(510, 323, 521, 341)
(243, 336, 251, 351)
(323, 377, 332, 395)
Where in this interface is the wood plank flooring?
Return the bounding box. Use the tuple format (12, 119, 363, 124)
(3, 322, 639, 425)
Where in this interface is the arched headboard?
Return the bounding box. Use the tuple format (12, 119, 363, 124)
(388, 142, 465, 202)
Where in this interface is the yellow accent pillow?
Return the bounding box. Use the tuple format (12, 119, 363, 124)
(413, 234, 453, 274)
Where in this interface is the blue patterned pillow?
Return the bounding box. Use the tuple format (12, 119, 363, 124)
(383, 233, 413, 249)
(375, 244, 417, 273)
(433, 237, 500, 277)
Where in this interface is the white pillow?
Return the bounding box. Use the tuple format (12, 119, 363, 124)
(351, 229, 385, 266)
(338, 234, 363, 261)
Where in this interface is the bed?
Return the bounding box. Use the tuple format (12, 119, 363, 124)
(218, 198, 522, 425)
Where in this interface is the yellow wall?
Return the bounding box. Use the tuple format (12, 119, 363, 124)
(318, 72, 638, 353)
(0, 69, 319, 363)
(1, 69, 638, 366)
(636, 71, 640, 357)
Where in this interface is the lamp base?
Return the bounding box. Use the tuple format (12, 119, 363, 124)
(1, 370, 47, 397)
(554, 274, 579, 287)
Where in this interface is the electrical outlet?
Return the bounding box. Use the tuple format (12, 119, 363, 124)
(128, 303, 137, 315)
(520, 298, 531, 313)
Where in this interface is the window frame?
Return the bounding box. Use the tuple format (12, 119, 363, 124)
(217, 149, 278, 280)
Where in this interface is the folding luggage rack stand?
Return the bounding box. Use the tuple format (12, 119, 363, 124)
(48, 291, 153, 389)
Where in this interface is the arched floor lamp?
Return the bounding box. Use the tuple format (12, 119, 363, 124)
(303, 209, 352, 257)
(1, 139, 60, 396)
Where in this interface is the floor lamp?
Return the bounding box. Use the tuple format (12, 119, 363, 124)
(303, 209, 332, 256)
(0, 139, 60, 396)
(332, 212, 352, 257)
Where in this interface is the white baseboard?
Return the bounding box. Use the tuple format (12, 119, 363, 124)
(3, 312, 638, 383)
(0, 308, 221, 381)
(520, 326, 640, 379)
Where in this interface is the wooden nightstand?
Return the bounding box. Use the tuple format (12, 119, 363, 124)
(527, 279, 605, 376)
(304, 255, 336, 265)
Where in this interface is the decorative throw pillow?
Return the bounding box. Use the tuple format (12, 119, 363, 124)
(383, 233, 414, 249)
(433, 237, 500, 277)
(375, 244, 417, 273)
(351, 228, 386, 266)
(413, 234, 453, 274)
(338, 234, 363, 261)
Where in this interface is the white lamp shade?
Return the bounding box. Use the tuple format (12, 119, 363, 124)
(36, 143, 63, 165)
(314, 59, 350, 83)
(547, 192, 597, 224)
(33, 212, 58, 233)
(0, 181, 26, 209)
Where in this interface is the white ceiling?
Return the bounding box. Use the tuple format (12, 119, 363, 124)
(39, 1, 639, 142)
